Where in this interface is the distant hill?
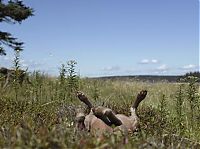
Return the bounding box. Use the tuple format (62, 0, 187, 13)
(93, 75, 183, 83)
(92, 72, 200, 83)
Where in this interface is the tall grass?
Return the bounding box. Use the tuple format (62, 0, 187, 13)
(0, 69, 199, 148)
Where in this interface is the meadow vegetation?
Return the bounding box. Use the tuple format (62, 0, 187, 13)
(0, 1, 199, 148)
(0, 58, 199, 148)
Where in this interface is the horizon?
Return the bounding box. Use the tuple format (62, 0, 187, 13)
(0, 0, 199, 77)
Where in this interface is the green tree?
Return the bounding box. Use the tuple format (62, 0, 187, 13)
(0, 0, 33, 55)
(66, 60, 79, 100)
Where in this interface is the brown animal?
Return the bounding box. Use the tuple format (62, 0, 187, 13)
(76, 90, 147, 136)
(0, 67, 31, 88)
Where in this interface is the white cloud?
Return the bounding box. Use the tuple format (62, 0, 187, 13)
(182, 64, 196, 70)
(151, 59, 158, 63)
(156, 64, 169, 71)
(139, 59, 150, 64)
(154, 70, 167, 74)
(139, 59, 159, 64)
(102, 66, 120, 71)
(0, 55, 50, 72)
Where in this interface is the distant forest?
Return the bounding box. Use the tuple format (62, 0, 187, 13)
(95, 71, 200, 83)
(183, 71, 200, 78)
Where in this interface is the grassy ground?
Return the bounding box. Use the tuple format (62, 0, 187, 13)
(0, 73, 199, 148)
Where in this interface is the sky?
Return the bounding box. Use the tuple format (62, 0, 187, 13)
(0, 0, 199, 77)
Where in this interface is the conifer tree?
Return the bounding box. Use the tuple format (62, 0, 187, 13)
(0, 0, 33, 55)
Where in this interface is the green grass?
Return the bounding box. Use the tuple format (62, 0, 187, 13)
(0, 73, 199, 148)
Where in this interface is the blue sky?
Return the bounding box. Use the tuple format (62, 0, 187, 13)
(0, 0, 199, 77)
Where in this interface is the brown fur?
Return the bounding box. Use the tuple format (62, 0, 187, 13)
(76, 90, 147, 135)
(84, 111, 113, 136)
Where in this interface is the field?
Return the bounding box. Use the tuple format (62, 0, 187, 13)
(0, 70, 200, 148)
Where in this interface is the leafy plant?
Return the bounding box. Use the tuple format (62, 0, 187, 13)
(185, 76, 199, 130)
(157, 94, 169, 136)
(66, 60, 79, 101)
(92, 80, 100, 101)
(13, 50, 21, 100)
(58, 64, 67, 100)
(0, 71, 200, 148)
(175, 84, 185, 135)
